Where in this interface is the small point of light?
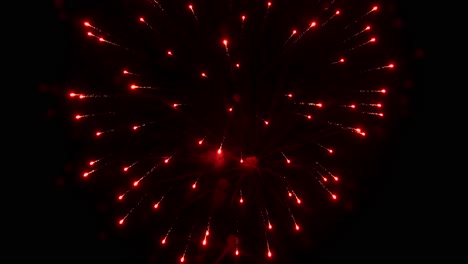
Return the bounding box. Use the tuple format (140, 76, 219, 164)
(268, 224, 272, 229)
(118, 195, 123, 200)
(288, 192, 292, 197)
(161, 239, 166, 244)
(164, 158, 170, 163)
(99, 37, 104, 42)
(350, 104, 356, 108)
(365, 25, 371, 30)
(75, 115, 82, 119)
(96, 132, 102, 136)
(79, 95, 85, 99)
(267, 2, 272, 7)
(292, 29, 297, 34)
(228, 107, 233, 112)
(286, 159, 291, 164)
(123, 167, 128, 172)
(329, 149, 333, 154)
(296, 198, 301, 204)
(317, 103, 323, 107)
(295, 224, 300, 231)
(379, 113, 384, 117)
(84, 21, 90, 27)
(139, 17, 145, 22)
(119, 219, 124, 225)
(370, 37, 376, 42)
(235, 249, 239, 256)
(217, 148, 222, 154)
(264, 120, 269, 125)
(133, 181, 139, 187)
(192, 183, 196, 189)
(167, 50, 173, 56)
(310, 21, 316, 27)
(173, 103, 178, 107)
(336, 10, 340, 15)
(239, 198, 243, 203)
(355, 128, 361, 133)
(307, 115, 312, 119)
(377, 103, 382, 107)
(240, 159, 243, 163)
(361, 132, 366, 136)
(198, 140, 203, 145)
(287, 93, 293, 98)
(130, 84, 137, 89)
(388, 63, 394, 68)
(202, 239, 207, 245)
(87, 32, 92, 36)
(133, 126, 138, 130)
(89, 161, 95, 166)
(154, 203, 159, 209)
(83, 172, 89, 177)
(372, 6, 378, 11)
(235, 63, 240, 68)
(241, 15, 246, 21)
(323, 177, 328, 182)
(223, 39, 228, 46)
(268, 251, 272, 258)
(206, 231, 209, 236)
(69, 92, 76, 97)
(381, 89, 386, 93)
(332, 194, 337, 200)
(188, 4, 193, 10)
(339, 58, 345, 63)
(180, 256, 185, 263)
(123, 70, 128, 74)
(333, 176, 339, 181)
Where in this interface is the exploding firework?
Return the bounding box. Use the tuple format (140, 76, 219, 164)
(65, 0, 402, 262)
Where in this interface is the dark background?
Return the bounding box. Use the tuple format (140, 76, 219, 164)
(6, 0, 465, 262)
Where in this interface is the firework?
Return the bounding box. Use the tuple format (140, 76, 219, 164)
(66, 0, 400, 262)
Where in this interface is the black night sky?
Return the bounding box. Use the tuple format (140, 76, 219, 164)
(6, 0, 466, 263)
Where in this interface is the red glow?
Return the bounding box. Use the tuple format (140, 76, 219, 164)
(133, 181, 139, 187)
(228, 107, 233, 112)
(123, 70, 128, 74)
(139, 17, 144, 22)
(268, 251, 272, 258)
(339, 58, 345, 63)
(332, 194, 337, 200)
(133, 126, 138, 130)
(288, 192, 292, 197)
(292, 29, 297, 34)
(239, 198, 243, 203)
(379, 113, 384, 117)
(323, 177, 328, 182)
(240, 159, 243, 163)
(235, 63, 240, 68)
(118, 195, 123, 200)
(119, 219, 124, 225)
(310, 21, 316, 27)
(296, 198, 301, 204)
(202, 239, 207, 245)
(370, 37, 376, 42)
(286, 159, 291, 164)
(164, 158, 170, 163)
(336, 10, 340, 15)
(79, 95, 85, 99)
(241, 15, 246, 21)
(268, 223, 272, 229)
(388, 63, 394, 68)
(201, 72, 207, 77)
(69, 93, 76, 97)
(198, 140, 203, 145)
(154, 203, 159, 209)
(75, 115, 82, 119)
(223, 39, 228, 46)
(96, 132, 102, 136)
(317, 103, 323, 107)
(84, 21, 90, 27)
(372, 6, 378, 11)
(235, 250, 239, 256)
(381, 89, 386, 93)
(99, 37, 104, 42)
(295, 224, 300, 231)
(83, 172, 89, 177)
(123, 167, 128, 172)
(89, 161, 95, 166)
(188, 4, 193, 10)
(350, 104, 356, 109)
(333, 176, 339, 181)
(365, 25, 371, 30)
(217, 148, 222, 154)
(130, 84, 137, 89)
(267, 2, 271, 7)
(167, 50, 173, 56)
(192, 183, 196, 189)
(377, 103, 382, 107)
(173, 103, 178, 107)
(161, 239, 166, 244)
(264, 120, 269, 125)
(287, 93, 293, 98)
(355, 128, 361, 133)
(87, 32, 92, 36)
(329, 149, 333, 154)
(180, 256, 185, 263)
(361, 132, 366, 136)
(307, 115, 312, 119)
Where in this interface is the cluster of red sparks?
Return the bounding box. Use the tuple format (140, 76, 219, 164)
(68, 0, 396, 261)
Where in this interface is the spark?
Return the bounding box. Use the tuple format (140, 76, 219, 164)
(344, 25, 371, 42)
(345, 5, 379, 30)
(202, 218, 211, 246)
(94, 129, 115, 137)
(317, 144, 333, 154)
(192, 177, 199, 189)
(180, 232, 192, 263)
(198, 136, 206, 145)
(281, 152, 291, 164)
(151, 0, 164, 12)
(239, 189, 244, 204)
(123, 161, 138, 172)
(117, 195, 147, 226)
(284, 28, 297, 45)
(188, 4, 199, 23)
(122, 68, 141, 76)
(138, 17, 158, 32)
(321, 10, 341, 27)
(348, 37, 377, 51)
(201, 72, 207, 78)
(315, 161, 339, 182)
(292, 20, 317, 44)
(331, 57, 345, 64)
(361, 63, 395, 72)
(83, 21, 108, 35)
(222, 39, 229, 57)
(359, 88, 387, 94)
